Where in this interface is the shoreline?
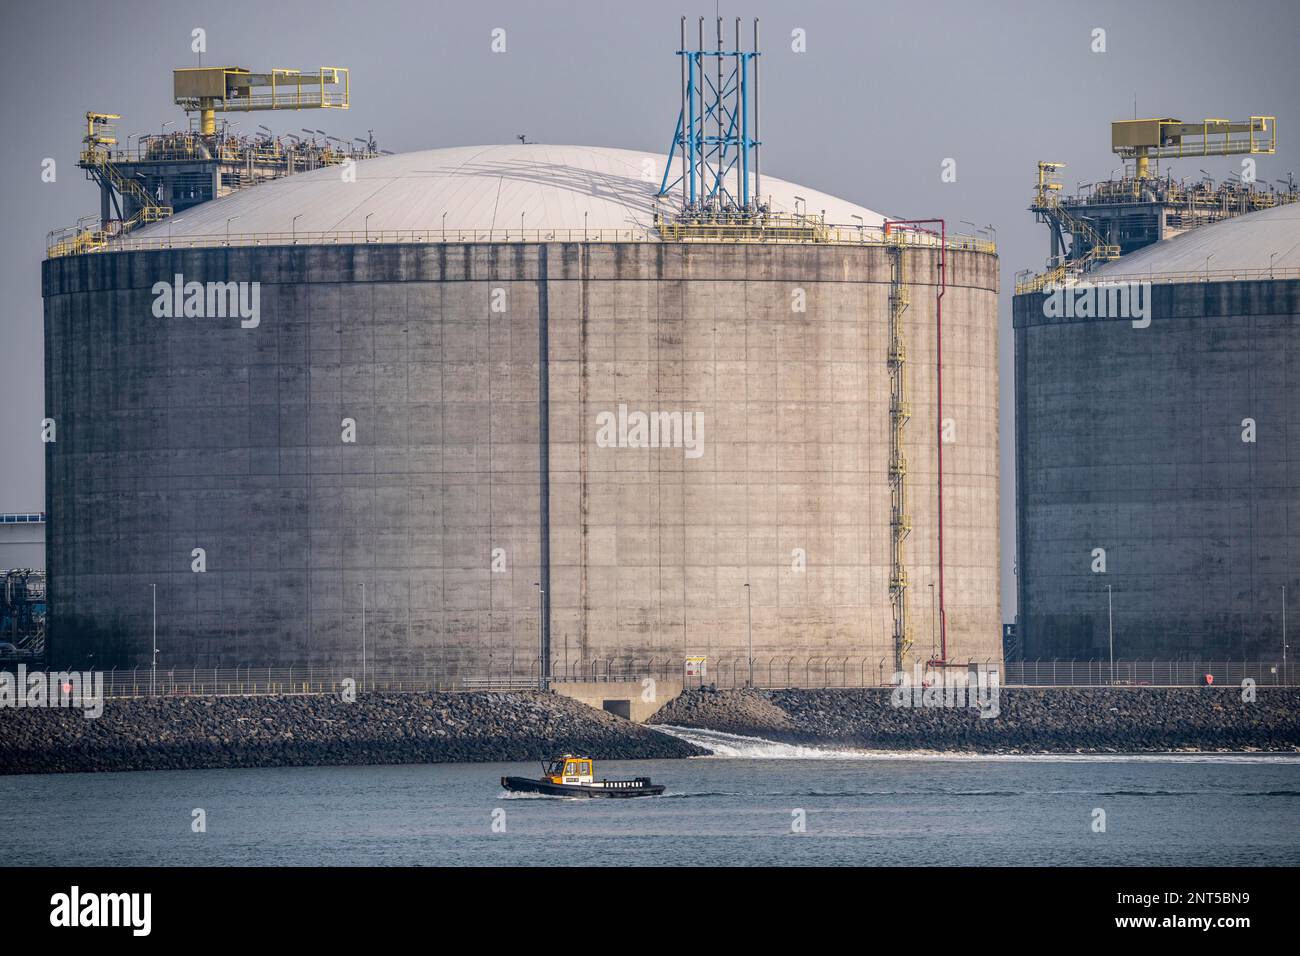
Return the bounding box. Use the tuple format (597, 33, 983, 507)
(4, 684, 1298, 776)
(0, 690, 706, 776)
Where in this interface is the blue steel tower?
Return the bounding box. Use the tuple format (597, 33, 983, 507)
(658, 16, 762, 218)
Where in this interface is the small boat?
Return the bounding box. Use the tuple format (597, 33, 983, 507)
(501, 754, 665, 798)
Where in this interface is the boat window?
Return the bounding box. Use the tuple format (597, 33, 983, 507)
(580, 762, 591, 775)
(565, 762, 578, 776)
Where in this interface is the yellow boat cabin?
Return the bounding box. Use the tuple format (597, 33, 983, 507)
(545, 755, 594, 785)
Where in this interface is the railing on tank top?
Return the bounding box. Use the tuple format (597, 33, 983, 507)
(47, 223, 996, 259)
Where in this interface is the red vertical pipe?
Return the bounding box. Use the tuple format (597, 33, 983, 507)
(936, 221, 947, 664)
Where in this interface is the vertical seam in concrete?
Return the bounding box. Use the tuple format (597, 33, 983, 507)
(743, 263, 752, 655)
(44, 263, 56, 662)
(487, 263, 495, 673)
(1014, 319, 1027, 654)
(578, 245, 589, 664)
(538, 244, 551, 681)
(1247, 311, 1257, 657)
(304, 266, 314, 666)
(654, 265, 663, 661)
(438, 245, 448, 677)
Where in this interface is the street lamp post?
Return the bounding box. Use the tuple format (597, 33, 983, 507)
(744, 582, 753, 687)
(151, 583, 157, 696)
(1106, 584, 1114, 685)
(929, 582, 937, 660)
(534, 582, 546, 690)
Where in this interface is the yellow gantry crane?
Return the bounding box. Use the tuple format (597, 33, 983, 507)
(173, 66, 350, 134)
(1112, 115, 1276, 179)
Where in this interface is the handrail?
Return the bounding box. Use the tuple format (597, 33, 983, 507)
(1017, 265, 1300, 294)
(47, 224, 996, 259)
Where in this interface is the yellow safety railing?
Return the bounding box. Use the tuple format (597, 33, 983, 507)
(78, 148, 175, 232)
(47, 223, 997, 259)
(1016, 264, 1300, 294)
(1083, 178, 1297, 210)
(46, 220, 110, 258)
(81, 138, 376, 169)
(1014, 264, 1069, 294)
(657, 211, 830, 242)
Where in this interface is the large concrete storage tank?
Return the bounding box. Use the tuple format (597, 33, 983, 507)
(1014, 202, 1300, 661)
(43, 144, 1000, 681)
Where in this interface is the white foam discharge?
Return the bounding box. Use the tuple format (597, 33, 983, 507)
(651, 725, 1300, 763)
(654, 725, 876, 760)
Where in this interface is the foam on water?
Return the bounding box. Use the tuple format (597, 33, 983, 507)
(652, 724, 1300, 763)
(654, 725, 877, 759)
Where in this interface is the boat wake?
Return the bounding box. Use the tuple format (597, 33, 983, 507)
(497, 790, 560, 799)
(651, 725, 878, 759)
(651, 725, 1300, 763)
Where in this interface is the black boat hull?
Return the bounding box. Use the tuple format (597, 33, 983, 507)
(501, 776, 664, 798)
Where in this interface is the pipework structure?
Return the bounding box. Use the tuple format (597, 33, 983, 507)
(49, 65, 377, 257)
(1018, 114, 1296, 293)
(1, 568, 46, 661)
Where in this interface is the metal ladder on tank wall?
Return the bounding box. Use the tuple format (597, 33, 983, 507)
(887, 237, 913, 671)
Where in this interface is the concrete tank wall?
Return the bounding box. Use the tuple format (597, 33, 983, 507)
(1014, 279, 1300, 660)
(43, 241, 1000, 679)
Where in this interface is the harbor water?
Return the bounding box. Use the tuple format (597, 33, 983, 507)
(3, 729, 1298, 866)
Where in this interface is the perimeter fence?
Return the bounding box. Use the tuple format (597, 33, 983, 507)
(4, 656, 1292, 698)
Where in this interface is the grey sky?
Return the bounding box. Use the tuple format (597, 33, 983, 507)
(3, 0, 1298, 621)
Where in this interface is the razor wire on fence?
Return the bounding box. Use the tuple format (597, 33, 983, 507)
(1, 657, 1293, 699)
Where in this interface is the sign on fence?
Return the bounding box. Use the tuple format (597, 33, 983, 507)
(685, 656, 707, 678)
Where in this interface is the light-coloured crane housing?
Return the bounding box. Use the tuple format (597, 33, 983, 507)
(173, 66, 350, 135)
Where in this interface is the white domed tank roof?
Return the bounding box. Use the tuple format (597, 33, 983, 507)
(132, 143, 889, 242)
(1090, 201, 1300, 279)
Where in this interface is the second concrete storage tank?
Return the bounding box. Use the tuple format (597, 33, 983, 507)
(1014, 202, 1300, 662)
(43, 144, 1001, 681)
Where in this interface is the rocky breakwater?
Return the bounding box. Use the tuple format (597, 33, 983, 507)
(651, 686, 1300, 752)
(0, 691, 707, 775)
